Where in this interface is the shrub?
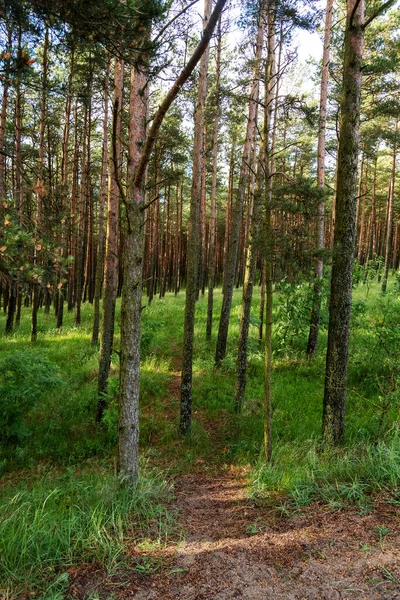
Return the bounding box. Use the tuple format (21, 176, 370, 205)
(0, 351, 63, 445)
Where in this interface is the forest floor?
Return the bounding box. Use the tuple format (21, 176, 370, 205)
(66, 364, 400, 600)
(67, 468, 400, 599)
(2, 285, 400, 599)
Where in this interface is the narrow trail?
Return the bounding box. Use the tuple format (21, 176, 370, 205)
(69, 470, 400, 600)
(69, 354, 400, 598)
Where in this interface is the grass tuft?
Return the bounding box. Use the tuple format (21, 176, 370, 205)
(0, 463, 173, 598)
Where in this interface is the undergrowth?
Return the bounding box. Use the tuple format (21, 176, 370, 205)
(0, 462, 174, 599)
(0, 275, 399, 594)
(251, 431, 400, 513)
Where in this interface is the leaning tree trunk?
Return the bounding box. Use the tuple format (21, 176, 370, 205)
(117, 0, 227, 483)
(235, 142, 263, 413)
(214, 16, 263, 366)
(180, 0, 212, 435)
(322, 0, 365, 445)
(234, 7, 265, 411)
(97, 57, 123, 422)
(306, 0, 333, 357)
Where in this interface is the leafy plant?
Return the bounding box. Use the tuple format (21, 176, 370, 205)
(0, 351, 63, 445)
(273, 278, 328, 352)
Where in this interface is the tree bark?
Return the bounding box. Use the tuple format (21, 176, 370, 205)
(234, 9, 265, 411)
(180, 0, 212, 436)
(74, 102, 88, 326)
(15, 26, 23, 220)
(97, 57, 123, 422)
(206, 16, 222, 341)
(322, 0, 365, 445)
(0, 27, 11, 200)
(381, 119, 397, 292)
(118, 61, 147, 482)
(306, 0, 333, 357)
(357, 159, 369, 264)
(92, 53, 110, 344)
(31, 26, 49, 343)
(117, 0, 228, 482)
(214, 17, 263, 366)
(263, 8, 277, 463)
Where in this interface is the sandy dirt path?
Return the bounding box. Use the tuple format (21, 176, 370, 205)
(68, 470, 400, 599)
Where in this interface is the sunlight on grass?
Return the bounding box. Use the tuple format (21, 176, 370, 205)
(0, 462, 173, 598)
(1, 277, 400, 595)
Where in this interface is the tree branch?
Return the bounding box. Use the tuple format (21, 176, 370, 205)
(133, 0, 228, 189)
(141, 194, 159, 211)
(153, 0, 199, 44)
(349, 0, 362, 28)
(363, 0, 397, 28)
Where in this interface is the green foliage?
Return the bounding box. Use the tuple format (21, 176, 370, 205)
(0, 351, 63, 445)
(251, 432, 400, 512)
(274, 281, 312, 350)
(0, 206, 72, 294)
(1, 280, 400, 594)
(273, 278, 328, 352)
(0, 465, 173, 598)
(141, 318, 164, 359)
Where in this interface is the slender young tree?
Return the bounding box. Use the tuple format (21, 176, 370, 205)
(180, 0, 212, 435)
(32, 26, 49, 343)
(263, 6, 277, 463)
(57, 46, 75, 330)
(97, 56, 123, 422)
(214, 9, 264, 366)
(234, 10, 265, 411)
(206, 15, 222, 341)
(0, 27, 12, 200)
(381, 119, 397, 292)
(92, 53, 110, 344)
(306, 0, 333, 357)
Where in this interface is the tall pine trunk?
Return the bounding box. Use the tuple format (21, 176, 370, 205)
(306, 0, 333, 357)
(92, 53, 110, 344)
(214, 17, 262, 366)
(57, 47, 74, 330)
(118, 61, 148, 482)
(32, 26, 49, 343)
(97, 57, 123, 421)
(263, 8, 277, 462)
(322, 0, 364, 445)
(117, 0, 227, 481)
(206, 16, 222, 341)
(381, 120, 397, 293)
(180, 0, 212, 435)
(234, 9, 264, 411)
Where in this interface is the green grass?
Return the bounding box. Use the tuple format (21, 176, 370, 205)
(0, 275, 399, 594)
(250, 432, 400, 512)
(0, 462, 174, 598)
